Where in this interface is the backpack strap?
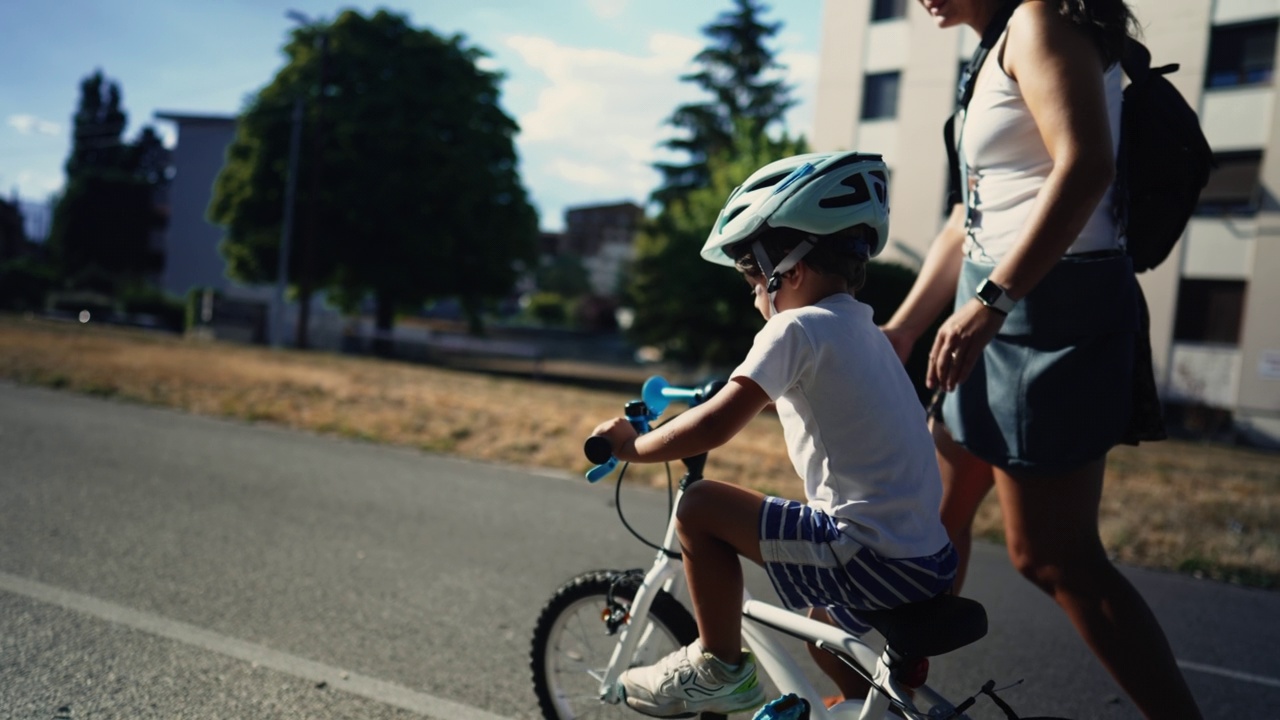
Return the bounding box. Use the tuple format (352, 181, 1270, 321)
(945, 0, 1021, 208)
(1120, 37, 1181, 83)
(1113, 37, 1181, 242)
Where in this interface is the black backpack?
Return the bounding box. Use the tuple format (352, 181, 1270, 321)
(1115, 38, 1214, 272)
(945, 7, 1214, 273)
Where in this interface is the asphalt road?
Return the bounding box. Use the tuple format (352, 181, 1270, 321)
(1, 381, 1277, 719)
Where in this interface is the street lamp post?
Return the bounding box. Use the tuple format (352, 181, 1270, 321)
(272, 9, 317, 348)
(273, 95, 304, 348)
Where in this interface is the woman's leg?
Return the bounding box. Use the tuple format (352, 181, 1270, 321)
(675, 479, 767, 664)
(994, 458, 1203, 720)
(932, 420, 995, 592)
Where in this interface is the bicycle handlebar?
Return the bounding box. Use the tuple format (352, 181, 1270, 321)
(582, 376, 726, 482)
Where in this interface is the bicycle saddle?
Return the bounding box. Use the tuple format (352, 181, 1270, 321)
(860, 593, 988, 658)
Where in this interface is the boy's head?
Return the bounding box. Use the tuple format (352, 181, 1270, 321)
(700, 152, 889, 303)
(729, 224, 873, 293)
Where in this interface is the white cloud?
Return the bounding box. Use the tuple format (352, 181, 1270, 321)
(585, 0, 629, 19)
(10, 169, 63, 201)
(8, 114, 62, 136)
(504, 32, 703, 206)
(777, 48, 819, 141)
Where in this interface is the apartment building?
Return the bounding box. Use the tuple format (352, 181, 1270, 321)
(813, 0, 1280, 446)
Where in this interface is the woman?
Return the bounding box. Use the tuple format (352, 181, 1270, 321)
(879, 1, 1204, 718)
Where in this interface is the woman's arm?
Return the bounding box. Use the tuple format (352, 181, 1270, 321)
(881, 203, 967, 363)
(986, 0, 1117, 297)
(930, 1, 1117, 392)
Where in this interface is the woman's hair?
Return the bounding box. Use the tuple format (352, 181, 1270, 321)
(730, 225, 871, 292)
(1056, 0, 1140, 66)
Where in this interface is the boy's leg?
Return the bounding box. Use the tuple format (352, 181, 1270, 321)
(618, 479, 767, 717)
(675, 479, 766, 663)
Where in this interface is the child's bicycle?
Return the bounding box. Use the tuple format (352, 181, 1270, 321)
(529, 377, 1067, 720)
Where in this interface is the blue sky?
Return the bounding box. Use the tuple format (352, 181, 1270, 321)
(0, 0, 822, 232)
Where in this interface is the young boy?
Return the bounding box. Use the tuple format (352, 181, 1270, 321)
(590, 151, 958, 718)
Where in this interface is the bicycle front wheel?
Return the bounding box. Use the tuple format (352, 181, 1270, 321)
(530, 570, 698, 720)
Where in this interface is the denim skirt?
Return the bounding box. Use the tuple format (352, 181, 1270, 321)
(941, 253, 1140, 472)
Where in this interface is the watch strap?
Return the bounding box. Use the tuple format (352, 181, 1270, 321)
(976, 278, 1016, 315)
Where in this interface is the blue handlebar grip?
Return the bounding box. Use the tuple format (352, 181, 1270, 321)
(586, 458, 618, 483)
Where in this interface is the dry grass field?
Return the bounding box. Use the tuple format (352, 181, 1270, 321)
(2, 314, 1277, 589)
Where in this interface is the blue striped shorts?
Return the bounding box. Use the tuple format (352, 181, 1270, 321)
(758, 496, 958, 636)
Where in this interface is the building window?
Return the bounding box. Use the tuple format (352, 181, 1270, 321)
(1206, 20, 1278, 88)
(1195, 151, 1263, 216)
(1173, 279, 1247, 345)
(861, 71, 901, 120)
(872, 0, 907, 22)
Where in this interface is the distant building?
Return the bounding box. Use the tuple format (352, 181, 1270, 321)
(18, 200, 51, 244)
(154, 111, 341, 348)
(153, 113, 239, 298)
(557, 201, 644, 297)
(813, 0, 1280, 445)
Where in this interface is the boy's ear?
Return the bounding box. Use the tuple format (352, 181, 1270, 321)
(783, 262, 807, 289)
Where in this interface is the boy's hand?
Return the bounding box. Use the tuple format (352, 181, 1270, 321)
(591, 417, 640, 462)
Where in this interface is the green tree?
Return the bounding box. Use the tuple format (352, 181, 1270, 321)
(627, 123, 808, 367)
(535, 254, 592, 298)
(628, 0, 800, 367)
(210, 10, 538, 347)
(654, 0, 795, 204)
(47, 70, 166, 293)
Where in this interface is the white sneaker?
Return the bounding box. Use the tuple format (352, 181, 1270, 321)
(621, 640, 765, 718)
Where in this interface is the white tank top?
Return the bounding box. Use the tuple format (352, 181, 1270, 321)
(959, 31, 1124, 263)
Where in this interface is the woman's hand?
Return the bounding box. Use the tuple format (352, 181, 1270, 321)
(927, 298, 1006, 392)
(590, 417, 639, 461)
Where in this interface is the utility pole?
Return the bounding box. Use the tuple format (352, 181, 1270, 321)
(296, 29, 328, 350)
(275, 9, 326, 350)
(272, 95, 303, 348)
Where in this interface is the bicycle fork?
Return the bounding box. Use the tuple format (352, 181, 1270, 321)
(596, 498, 688, 704)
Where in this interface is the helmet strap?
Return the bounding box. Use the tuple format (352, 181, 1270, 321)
(755, 236, 817, 316)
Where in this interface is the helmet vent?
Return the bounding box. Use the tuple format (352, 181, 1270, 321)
(747, 170, 797, 192)
(719, 206, 748, 230)
(818, 173, 872, 209)
(869, 170, 887, 204)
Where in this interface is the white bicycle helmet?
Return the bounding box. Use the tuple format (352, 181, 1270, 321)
(701, 151, 890, 268)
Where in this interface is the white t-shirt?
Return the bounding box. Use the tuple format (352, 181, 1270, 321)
(959, 31, 1124, 263)
(730, 293, 951, 559)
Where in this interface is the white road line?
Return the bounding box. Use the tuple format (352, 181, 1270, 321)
(1178, 659, 1280, 689)
(0, 571, 513, 720)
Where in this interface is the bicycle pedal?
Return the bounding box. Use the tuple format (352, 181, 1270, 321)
(751, 693, 810, 720)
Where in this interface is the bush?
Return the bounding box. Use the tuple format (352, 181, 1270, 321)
(859, 261, 943, 407)
(0, 257, 58, 311)
(524, 292, 575, 327)
(118, 284, 185, 331)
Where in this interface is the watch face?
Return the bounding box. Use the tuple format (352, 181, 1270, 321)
(977, 279, 1001, 304)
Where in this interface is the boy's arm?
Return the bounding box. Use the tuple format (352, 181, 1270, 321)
(592, 377, 772, 464)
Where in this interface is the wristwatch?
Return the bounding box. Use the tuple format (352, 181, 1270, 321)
(975, 278, 1016, 315)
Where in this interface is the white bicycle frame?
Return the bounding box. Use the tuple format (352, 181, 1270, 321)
(593, 485, 970, 720)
